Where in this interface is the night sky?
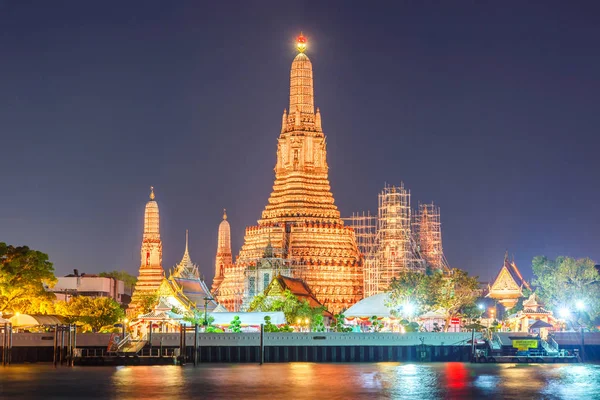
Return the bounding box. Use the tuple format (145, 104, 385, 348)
(1, 1, 599, 285)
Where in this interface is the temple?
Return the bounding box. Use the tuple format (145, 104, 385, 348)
(128, 187, 165, 315)
(211, 210, 232, 294)
(486, 253, 531, 310)
(131, 231, 217, 334)
(216, 34, 363, 313)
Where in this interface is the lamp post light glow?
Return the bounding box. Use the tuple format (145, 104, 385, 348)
(576, 301, 585, 311)
(403, 302, 415, 317)
(559, 307, 571, 320)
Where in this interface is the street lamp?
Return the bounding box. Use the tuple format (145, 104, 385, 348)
(123, 318, 129, 337)
(576, 301, 585, 311)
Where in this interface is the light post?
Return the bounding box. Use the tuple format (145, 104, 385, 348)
(575, 301, 586, 362)
(305, 317, 310, 332)
(203, 297, 214, 331)
(122, 318, 129, 338)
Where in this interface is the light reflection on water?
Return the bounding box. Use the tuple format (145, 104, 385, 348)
(1, 363, 600, 399)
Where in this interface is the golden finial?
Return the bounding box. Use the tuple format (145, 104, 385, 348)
(223, 208, 227, 220)
(149, 186, 155, 200)
(296, 32, 307, 53)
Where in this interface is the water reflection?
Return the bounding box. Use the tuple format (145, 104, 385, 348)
(1, 363, 600, 399)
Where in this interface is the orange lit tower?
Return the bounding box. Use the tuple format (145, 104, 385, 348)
(217, 34, 363, 313)
(211, 209, 232, 293)
(128, 187, 165, 315)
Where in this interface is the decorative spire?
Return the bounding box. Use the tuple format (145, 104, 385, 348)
(149, 186, 155, 200)
(185, 229, 189, 256)
(289, 32, 314, 115)
(281, 109, 287, 132)
(315, 107, 322, 131)
(223, 208, 227, 220)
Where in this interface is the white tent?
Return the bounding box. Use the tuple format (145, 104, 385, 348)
(345, 293, 393, 319)
(207, 312, 286, 326)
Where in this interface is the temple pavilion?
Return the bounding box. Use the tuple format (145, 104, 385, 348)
(486, 253, 531, 310)
(506, 293, 559, 334)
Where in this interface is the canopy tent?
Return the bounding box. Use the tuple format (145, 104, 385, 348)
(9, 314, 65, 327)
(212, 304, 229, 313)
(344, 293, 393, 319)
(205, 312, 286, 327)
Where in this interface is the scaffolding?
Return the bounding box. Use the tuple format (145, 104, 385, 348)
(413, 203, 450, 273)
(346, 183, 449, 297)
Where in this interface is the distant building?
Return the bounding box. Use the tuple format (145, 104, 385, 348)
(49, 270, 132, 305)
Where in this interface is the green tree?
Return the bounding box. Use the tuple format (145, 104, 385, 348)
(386, 271, 431, 317)
(0, 243, 57, 314)
(55, 297, 124, 332)
(230, 315, 242, 333)
(428, 269, 480, 331)
(135, 292, 159, 314)
(532, 256, 600, 327)
(332, 313, 352, 332)
(99, 270, 137, 290)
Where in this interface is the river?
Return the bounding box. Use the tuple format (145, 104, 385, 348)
(1, 363, 599, 399)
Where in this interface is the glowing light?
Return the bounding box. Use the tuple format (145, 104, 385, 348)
(477, 304, 484, 310)
(296, 318, 301, 324)
(403, 302, 415, 316)
(576, 301, 585, 311)
(304, 318, 309, 324)
(559, 307, 570, 319)
(124, 318, 129, 324)
(296, 33, 307, 53)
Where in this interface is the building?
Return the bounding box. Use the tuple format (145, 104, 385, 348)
(216, 34, 363, 314)
(211, 210, 232, 294)
(486, 253, 531, 310)
(49, 271, 132, 304)
(128, 187, 165, 315)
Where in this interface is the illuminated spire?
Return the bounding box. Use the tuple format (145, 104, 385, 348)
(143, 187, 160, 239)
(289, 32, 314, 115)
(223, 208, 227, 220)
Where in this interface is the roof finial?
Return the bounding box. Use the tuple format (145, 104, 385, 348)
(149, 186, 155, 200)
(185, 229, 189, 254)
(223, 208, 227, 220)
(296, 32, 307, 53)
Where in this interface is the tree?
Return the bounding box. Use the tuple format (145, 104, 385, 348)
(55, 296, 124, 332)
(248, 289, 325, 330)
(135, 292, 159, 315)
(230, 315, 242, 333)
(532, 256, 600, 327)
(0, 243, 57, 314)
(386, 272, 431, 317)
(99, 270, 137, 290)
(331, 314, 352, 332)
(428, 269, 480, 331)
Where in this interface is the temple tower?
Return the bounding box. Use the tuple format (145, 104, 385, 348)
(217, 34, 363, 313)
(211, 209, 232, 293)
(128, 187, 165, 315)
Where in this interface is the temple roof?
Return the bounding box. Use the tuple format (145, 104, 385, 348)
(487, 254, 531, 299)
(272, 275, 326, 310)
(172, 230, 199, 280)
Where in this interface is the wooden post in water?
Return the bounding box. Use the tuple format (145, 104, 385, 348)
(2, 323, 6, 366)
(66, 324, 71, 366)
(148, 322, 153, 356)
(260, 324, 264, 365)
(53, 324, 58, 367)
(194, 324, 198, 366)
(7, 324, 11, 366)
(60, 325, 65, 365)
(72, 325, 77, 366)
(471, 329, 475, 361)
